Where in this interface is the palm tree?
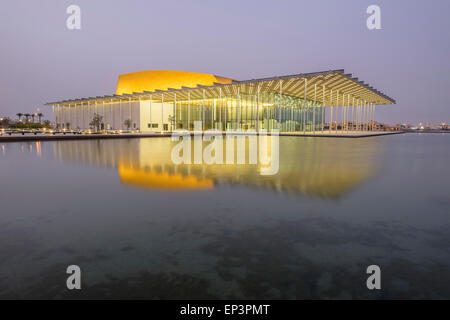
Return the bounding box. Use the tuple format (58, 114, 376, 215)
(16, 113, 23, 122)
(89, 113, 103, 131)
(37, 113, 43, 123)
(124, 119, 132, 130)
(31, 113, 37, 123)
(24, 113, 31, 123)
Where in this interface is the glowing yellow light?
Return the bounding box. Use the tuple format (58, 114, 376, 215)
(115, 70, 233, 95)
(118, 165, 214, 190)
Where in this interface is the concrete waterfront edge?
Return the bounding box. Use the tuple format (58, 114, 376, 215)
(0, 131, 404, 143)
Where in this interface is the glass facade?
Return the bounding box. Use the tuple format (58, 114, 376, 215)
(48, 70, 394, 134)
(173, 93, 324, 132)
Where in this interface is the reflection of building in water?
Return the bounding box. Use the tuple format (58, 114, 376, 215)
(118, 165, 213, 190)
(54, 137, 381, 198)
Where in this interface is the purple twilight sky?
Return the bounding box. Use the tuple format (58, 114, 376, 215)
(0, 0, 449, 125)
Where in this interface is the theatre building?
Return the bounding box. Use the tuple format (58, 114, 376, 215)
(45, 69, 395, 133)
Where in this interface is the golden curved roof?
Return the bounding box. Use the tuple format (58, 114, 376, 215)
(115, 70, 233, 95)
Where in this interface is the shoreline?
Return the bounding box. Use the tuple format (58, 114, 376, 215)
(0, 131, 404, 143)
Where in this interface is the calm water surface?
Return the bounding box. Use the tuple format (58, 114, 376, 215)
(0, 134, 449, 299)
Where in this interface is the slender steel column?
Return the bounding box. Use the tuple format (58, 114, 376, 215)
(312, 84, 317, 134)
(341, 94, 344, 132)
(335, 91, 339, 133)
(56, 105, 59, 128)
(332, 91, 335, 133)
(371, 103, 375, 131)
(219, 88, 222, 130)
(212, 95, 215, 129)
(70, 105, 72, 128)
(77, 103, 80, 129)
(149, 95, 152, 130)
(365, 101, 368, 131)
(351, 97, 355, 131)
(279, 80, 283, 131)
(302, 79, 307, 133)
(372, 103, 375, 131)
(119, 99, 122, 130)
(345, 94, 349, 132)
(202, 89, 206, 130)
(336, 94, 339, 132)
(373, 103, 376, 130)
(188, 92, 191, 131)
(361, 100, 364, 131)
(82, 102, 85, 130)
(138, 96, 141, 132)
(101, 100, 104, 130)
(359, 100, 362, 131)
(321, 86, 325, 132)
(173, 94, 178, 131)
(110, 99, 113, 130)
(224, 95, 227, 130)
(82, 102, 85, 129)
(329, 89, 333, 133)
(129, 98, 132, 130)
(256, 85, 260, 132)
(343, 94, 349, 132)
(367, 101, 370, 131)
(367, 102, 370, 131)
(345, 94, 348, 132)
(373, 104, 376, 131)
(161, 94, 164, 133)
(348, 98, 350, 131)
(69, 104, 72, 128)
(362, 101, 365, 131)
(364, 101, 368, 131)
(370, 103, 373, 131)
